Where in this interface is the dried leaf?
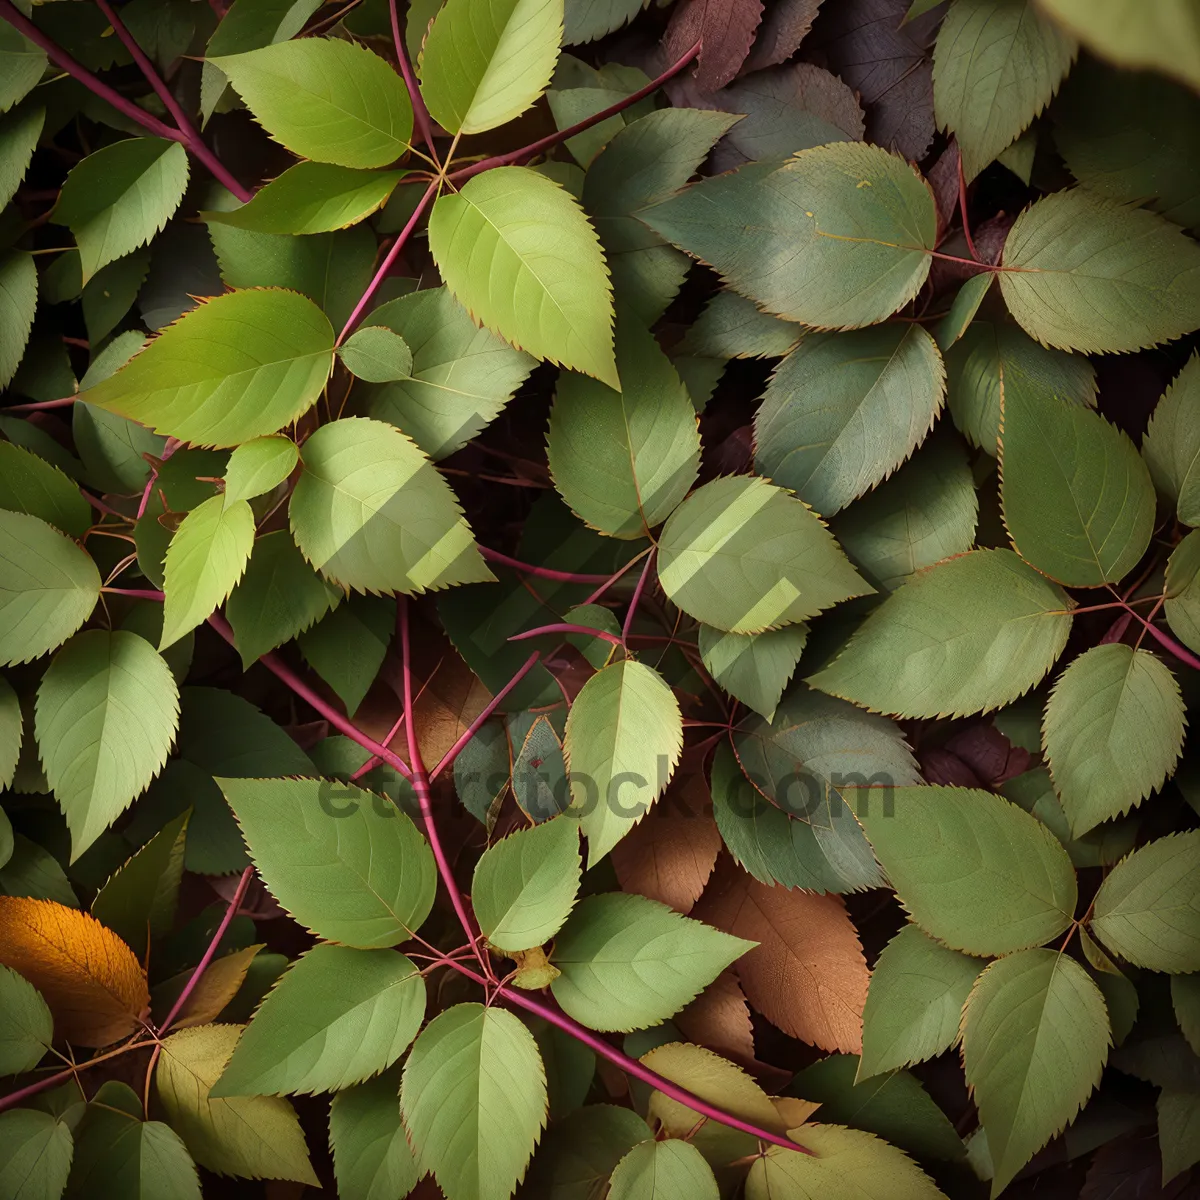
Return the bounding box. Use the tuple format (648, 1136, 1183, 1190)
(0, 896, 150, 1047)
(664, 0, 766, 91)
(675, 969, 757, 1061)
(743, 0, 825, 72)
(693, 865, 869, 1052)
(153, 945, 265, 1030)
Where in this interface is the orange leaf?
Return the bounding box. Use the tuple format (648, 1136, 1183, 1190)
(693, 865, 868, 1053)
(0, 896, 150, 1047)
(610, 770, 721, 914)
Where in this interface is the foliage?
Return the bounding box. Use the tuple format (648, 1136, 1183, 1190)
(1, 0, 1199, 1197)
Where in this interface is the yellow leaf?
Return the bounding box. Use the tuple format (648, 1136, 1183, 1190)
(152, 945, 264, 1030)
(0, 896, 149, 1047)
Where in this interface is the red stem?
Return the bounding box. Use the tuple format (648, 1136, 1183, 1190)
(1120, 600, 1200, 669)
(479, 546, 618, 584)
(448, 40, 704, 185)
(350, 710, 407, 781)
(102, 586, 167, 600)
(508, 623, 623, 647)
(622, 548, 656, 644)
(337, 176, 440, 344)
(0, 1041, 145, 1114)
(136, 437, 178, 521)
(581, 548, 653, 605)
(4, 395, 75, 413)
(389, 0, 436, 156)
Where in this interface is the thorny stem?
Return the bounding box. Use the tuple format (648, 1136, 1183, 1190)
(0, 0, 252, 203)
(508, 623, 623, 647)
(448, 41, 704, 185)
(622, 548, 657, 645)
(389, 0, 437, 162)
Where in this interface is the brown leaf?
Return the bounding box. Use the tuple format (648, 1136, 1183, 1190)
(664, 0, 765, 91)
(676, 969, 757, 1061)
(743, 0, 825, 72)
(0, 896, 150, 1047)
(693, 865, 868, 1053)
(152, 945, 264, 1030)
(944, 724, 1031, 787)
(610, 772, 721, 914)
(919, 747, 983, 789)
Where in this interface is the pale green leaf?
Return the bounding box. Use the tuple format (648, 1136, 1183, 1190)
(640, 142, 937, 328)
(699, 624, 808, 722)
(859, 924, 983, 1078)
(401, 1002, 547, 1200)
(962, 949, 1110, 1196)
(0, 676, 20, 791)
(161, 495, 255, 650)
(297, 594, 393, 715)
(809, 548, 1072, 718)
(998, 189, 1200, 353)
(54, 139, 188, 281)
(365, 285, 535, 460)
(329, 1066, 418, 1200)
(0, 441, 91, 539)
(657, 476, 871, 635)
(564, 0, 646, 42)
(0, 962, 53, 1075)
(1165, 529, 1200, 653)
(1001, 391, 1155, 585)
(0, 25, 47, 113)
(848, 785, 1078, 956)
(550, 892, 753, 1031)
(420, 0, 564, 134)
(1079, 925, 1139, 1047)
(1144, 351, 1200, 526)
(562, 660, 682, 866)
(755, 324, 946, 516)
(936, 274, 993, 351)
(678, 290, 802, 360)
(288, 416, 491, 594)
(0, 250, 36, 388)
(80, 288, 335, 447)
(932, 0, 1076, 179)
(1044, 644, 1185, 836)
(1091, 831, 1200, 972)
(548, 316, 699, 537)
(337, 326, 413, 383)
(213, 945, 424, 1096)
(222, 436, 298, 507)
(156, 1024, 317, 1184)
(608, 1139, 719, 1200)
(746, 1124, 947, 1200)
(204, 163, 404, 234)
(472, 816, 581, 952)
(428, 166, 617, 386)
(0, 104, 45, 212)
(213, 39, 413, 167)
(217, 776, 437, 947)
(0, 1110, 74, 1200)
(74, 410, 164, 499)
(226, 530, 342, 666)
(36, 630, 179, 859)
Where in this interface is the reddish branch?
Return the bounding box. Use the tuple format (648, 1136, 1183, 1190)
(388, 0, 436, 157)
(509, 623, 623, 646)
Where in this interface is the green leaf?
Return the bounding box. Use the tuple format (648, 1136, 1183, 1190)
(699, 625, 808, 723)
(562, 660, 682, 866)
(81, 288, 334, 447)
(0, 511, 100, 668)
(962, 949, 1110, 1196)
(213, 38, 413, 167)
(297, 594, 393, 715)
(217, 776, 437, 947)
(90, 811, 188, 958)
(66, 1101, 200, 1200)
(936, 274, 994, 351)
(945, 319, 1096, 454)
(1144, 351, 1200, 526)
(213, 945, 424, 1096)
(204, 163, 404, 234)
(1091, 831, 1200, 972)
(746, 1124, 946, 1200)
(678, 289, 802, 361)
(0, 676, 19, 792)
(608, 1139, 719, 1200)
(1079, 926, 1139, 1047)
(1044, 644, 1184, 836)
(1173, 975, 1200, 1055)
(0, 25, 47, 113)
(640, 143, 937, 328)
(429, 166, 617, 387)
(859, 925, 983, 1079)
(0, 104, 45, 212)
(932, 0, 1076, 180)
(0, 442, 91, 539)
(1166, 529, 1200, 653)
(1159, 1088, 1200, 1184)
(365, 285, 535, 461)
(524, 1103, 652, 1195)
(420, 0, 563, 134)
(226, 530, 342, 666)
(1001, 391, 1155, 586)
(0, 834, 79, 908)
(329, 1067, 418, 1200)
(849, 785, 1078, 956)
(54, 139, 188, 282)
(997, 189, 1200, 353)
(809, 549, 1072, 718)
(548, 316, 699, 538)
(1035, 0, 1200, 91)
(472, 816, 581, 952)
(550, 892, 753, 1031)
(337, 326, 413, 384)
(156, 1024, 317, 1184)
(657, 476, 871, 635)
(0, 250, 36, 388)
(82, 249, 152, 346)
(222, 436, 298, 507)
(288, 416, 491, 594)
(401, 1002, 547, 1200)
(0, 1110, 74, 1200)
(160, 495, 254, 650)
(563, 0, 645, 41)
(0, 962, 53, 1075)
(36, 630, 179, 859)
(755, 324, 946, 516)
(830, 434, 978, 592)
